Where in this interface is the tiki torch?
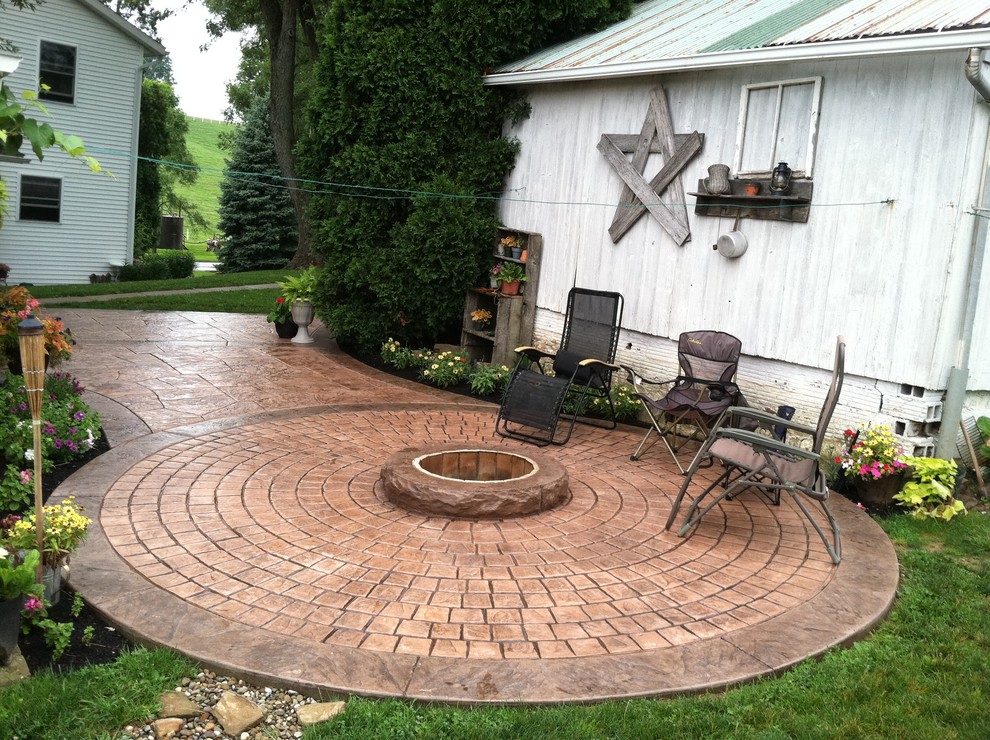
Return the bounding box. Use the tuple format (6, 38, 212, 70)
(17, 315, 45, 581)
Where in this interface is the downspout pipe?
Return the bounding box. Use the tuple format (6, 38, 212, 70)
(938, 49, 990, 458)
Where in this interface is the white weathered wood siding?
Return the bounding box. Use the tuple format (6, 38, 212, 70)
(499, 51, 990, 409)
(0, 0, 145, 285)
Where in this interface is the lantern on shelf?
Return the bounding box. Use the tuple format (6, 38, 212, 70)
(769, 161, 792, 195)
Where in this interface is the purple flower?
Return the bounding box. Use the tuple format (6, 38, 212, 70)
(73, 411, 85, 421)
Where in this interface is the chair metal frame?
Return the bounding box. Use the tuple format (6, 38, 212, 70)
(622, 330, 743, 473)
(664, 336, 846, 564)
(495, 287, 623, 447)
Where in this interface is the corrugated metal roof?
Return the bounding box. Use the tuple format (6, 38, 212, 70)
(495, 0, 990, 75)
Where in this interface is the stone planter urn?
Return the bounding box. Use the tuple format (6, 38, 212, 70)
(290, 300, 315, 344)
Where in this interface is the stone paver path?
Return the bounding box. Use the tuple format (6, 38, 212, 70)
(52, 309, 899, 703)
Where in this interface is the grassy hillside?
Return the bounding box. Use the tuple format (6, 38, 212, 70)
(175, 117, 238, 251)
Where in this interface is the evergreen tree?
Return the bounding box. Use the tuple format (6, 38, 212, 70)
(215, 97, 296, 272)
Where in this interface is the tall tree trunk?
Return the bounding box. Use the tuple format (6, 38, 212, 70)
(260, 0, 316, 266)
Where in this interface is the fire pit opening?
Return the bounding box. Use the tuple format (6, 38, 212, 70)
(380, 446, 569, 519)
(417, 450, 535, 482)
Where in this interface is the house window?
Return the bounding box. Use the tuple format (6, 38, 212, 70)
(19, 175, 62, 222)
(39, 41, 76, 103)
(733, 77, 822, 178)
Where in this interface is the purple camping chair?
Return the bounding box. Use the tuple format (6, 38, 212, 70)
(622, 330, 742, 473)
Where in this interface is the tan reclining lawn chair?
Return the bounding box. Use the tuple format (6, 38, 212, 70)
(665, 336, 846, 564)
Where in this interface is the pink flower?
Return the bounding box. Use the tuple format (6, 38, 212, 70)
(19, 470, 31, 485)
(23, 597, 44, 615)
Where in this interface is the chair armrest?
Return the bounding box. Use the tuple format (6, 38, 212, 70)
(579, 358, 622, 372)
(722, 406, 816, 436)
(619, 365, 677, 388)
(714, 428, 820, 461)
(514, 346, 554, 362)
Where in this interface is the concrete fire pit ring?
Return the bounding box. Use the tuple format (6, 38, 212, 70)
(380, 444, 569, 518)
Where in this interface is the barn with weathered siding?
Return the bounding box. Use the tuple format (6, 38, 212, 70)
(0, 0, 164, 285)
(486, 0, 990, 457)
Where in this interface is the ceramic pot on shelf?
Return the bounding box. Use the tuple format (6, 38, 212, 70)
(290, 300, 315, 344)
(500, 280, 521, 296)
(510, 247, 523, 259)
(703, 163, 731, 194)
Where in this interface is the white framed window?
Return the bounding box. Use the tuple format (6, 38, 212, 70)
(733, 77, 822, 178)
(39, 40, 76, 104)
(19, 174, 62, 222)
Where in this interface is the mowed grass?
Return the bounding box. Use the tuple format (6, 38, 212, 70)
(175, 116, 238, 249)
(29, 269, 299, 299)
(44, 287, 281, 313)
(0, 648, 196, 739)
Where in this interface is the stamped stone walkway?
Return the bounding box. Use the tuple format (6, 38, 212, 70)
(50, 308, 899, 704)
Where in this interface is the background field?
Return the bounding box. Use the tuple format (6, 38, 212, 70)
(173, 117, 238, 256)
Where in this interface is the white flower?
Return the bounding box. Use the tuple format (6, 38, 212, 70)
(0, 547, 8, 558)
(24, 448, 34, 462)
(85, 429, 95, 448)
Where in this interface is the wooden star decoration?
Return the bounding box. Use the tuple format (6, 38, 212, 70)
(598, 85, 704, 245)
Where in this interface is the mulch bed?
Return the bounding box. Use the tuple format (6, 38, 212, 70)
(8, 430, 133, 675)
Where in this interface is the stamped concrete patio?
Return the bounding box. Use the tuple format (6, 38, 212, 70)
(52, 308, 899, 704)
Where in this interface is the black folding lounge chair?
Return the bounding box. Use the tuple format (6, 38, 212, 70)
(665, 336, 846, 565)
(495, 288, 623, 446)
(623, 330, 743, 472)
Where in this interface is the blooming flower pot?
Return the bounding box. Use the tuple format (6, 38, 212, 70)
(274, 320, 298, 339)
(851, 473, 906, 508)
(290, 300, 315, 344)
(0, 596, 23, 667)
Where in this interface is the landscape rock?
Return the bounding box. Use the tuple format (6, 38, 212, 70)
(151, 717, 184, 738)
(212, 690, 264, 736)
(158, 690, 201, 718)
(0, 648, 30, 688)
(296, 701, 346, 727)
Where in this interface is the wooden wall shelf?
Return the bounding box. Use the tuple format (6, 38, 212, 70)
(461, 228, 542, 367)
(691, 178, 813, 223)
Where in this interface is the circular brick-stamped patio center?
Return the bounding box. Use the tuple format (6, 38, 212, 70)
(72, 405, 897, 703)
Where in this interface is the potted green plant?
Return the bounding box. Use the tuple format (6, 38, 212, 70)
(496, 262, 527, 295)
(277, 268, 321, 344)
(0, 547, 42, 666)
(266, 296, 298, 339)
(835, 425, 909, 507)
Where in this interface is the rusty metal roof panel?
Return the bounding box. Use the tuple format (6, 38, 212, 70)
(495, 0, 990, 75)
(772, 0, 990, 44)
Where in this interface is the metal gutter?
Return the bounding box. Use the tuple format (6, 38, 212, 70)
(937, 48, 990, 458)
(484, 29, 990, 86)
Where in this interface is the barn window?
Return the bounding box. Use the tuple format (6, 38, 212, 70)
(39, 41, 76, 104)
(733, 77, 822, 178)
(19, 175, 62, 222)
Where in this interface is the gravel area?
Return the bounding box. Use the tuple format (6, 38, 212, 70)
(120, 670, 320, 740)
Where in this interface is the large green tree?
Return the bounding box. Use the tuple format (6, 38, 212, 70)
(215, 96, 296, 272)
(134, 79, 199, 255)
(205, 0, 324, 267)
(300, 0, 633, 351)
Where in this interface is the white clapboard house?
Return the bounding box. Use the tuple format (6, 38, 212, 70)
(0, 0, 164, 285)
(485, 0, 990, 457)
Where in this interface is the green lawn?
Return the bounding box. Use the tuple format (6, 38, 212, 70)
(29, 269, 298, 299)
(175, 116, 238, 251)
